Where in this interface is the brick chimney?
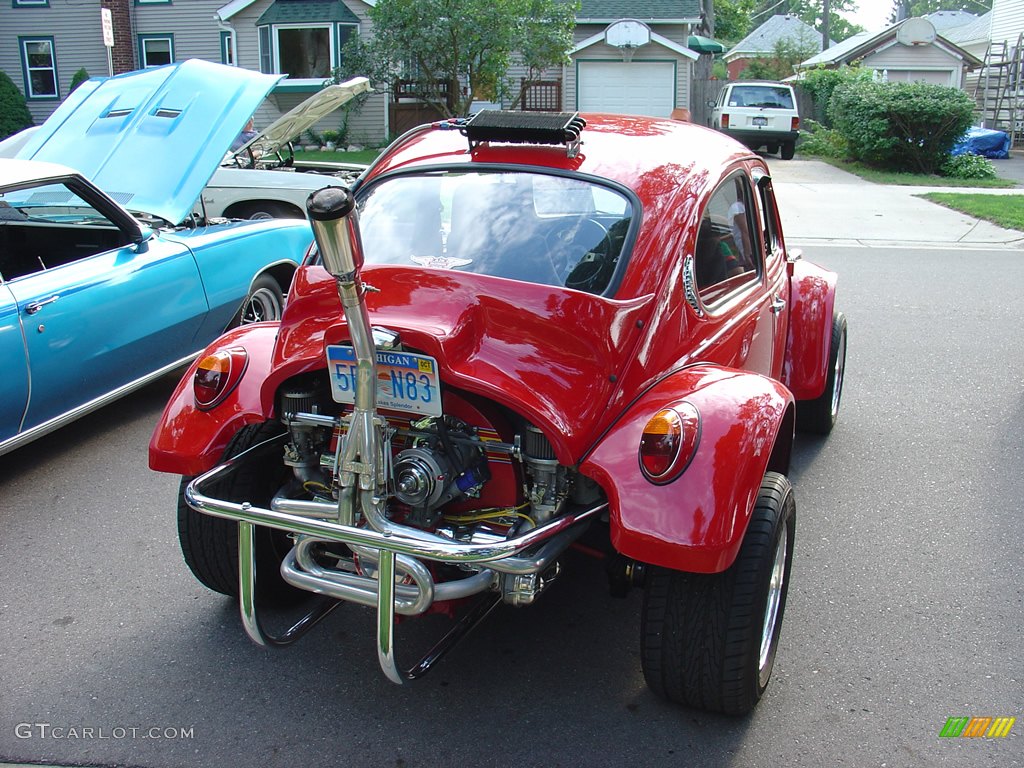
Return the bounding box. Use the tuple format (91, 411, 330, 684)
(102, 0, 136, 74)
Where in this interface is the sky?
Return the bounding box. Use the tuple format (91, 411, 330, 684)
(839, 0, 894, 32)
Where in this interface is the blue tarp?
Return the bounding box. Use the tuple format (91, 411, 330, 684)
(951, 127, 1011, 159)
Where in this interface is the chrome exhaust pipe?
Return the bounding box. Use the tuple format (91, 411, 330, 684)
(306, 188, 382, 511)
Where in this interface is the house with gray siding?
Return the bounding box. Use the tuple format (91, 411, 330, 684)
(2, 0, 711, 143)
(798, 17, 983, 88)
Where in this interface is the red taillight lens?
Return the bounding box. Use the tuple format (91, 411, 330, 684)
(791, 116, 800, 131)
(193, 347, 248, 410)
(639, 403, 700, 484)
(721, 114, 730, 129)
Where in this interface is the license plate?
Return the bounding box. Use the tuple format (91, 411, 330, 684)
(753, 116, 768, 127)
(326, 345, 442, 417)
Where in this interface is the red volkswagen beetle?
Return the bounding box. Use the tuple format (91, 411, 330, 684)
(150, 112, 845, 714)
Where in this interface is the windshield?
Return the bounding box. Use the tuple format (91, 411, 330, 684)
(357, 171, 633, 295)
(727, 85, 795, 109)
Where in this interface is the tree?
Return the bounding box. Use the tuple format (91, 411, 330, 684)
(343, 0, 578, 117)
(889, 0, 992, 23)
(0, 70, 33, 140)
(713, 0, 759, 42)
(751, 0, 864, 42)
(742, 38, 821, 79)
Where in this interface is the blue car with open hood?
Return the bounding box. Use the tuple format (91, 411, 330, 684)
(0, 59, 314, 456)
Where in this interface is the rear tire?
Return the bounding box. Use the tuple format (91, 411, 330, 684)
(177, 421, 298, 603)
(796, 311, 847, 434)
(781, 141, 796, 160)
(641, 472, 796, 714)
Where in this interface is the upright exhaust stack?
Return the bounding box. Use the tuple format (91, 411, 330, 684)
(306, 187, 383, 510)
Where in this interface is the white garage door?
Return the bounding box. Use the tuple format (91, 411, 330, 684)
(577, 61, 676, 117)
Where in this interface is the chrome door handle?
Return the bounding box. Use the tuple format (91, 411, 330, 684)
(26, 294, 60, 315)
(770, 295, 786, 315)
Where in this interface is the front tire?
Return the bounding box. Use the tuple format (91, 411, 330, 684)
(796, 311, 847, 434)
(177, 422, 297, 602)
(641, 472, 796, 714)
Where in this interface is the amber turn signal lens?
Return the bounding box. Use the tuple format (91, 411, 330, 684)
(193, 347, 248, 410)
(639, 403, 700, 484)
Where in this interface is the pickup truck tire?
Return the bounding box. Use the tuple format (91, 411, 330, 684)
(641, 471, 795, 714)
(796, 311, 847, 434)
(177, 422, 298, 603)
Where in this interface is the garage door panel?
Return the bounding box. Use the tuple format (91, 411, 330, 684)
(578, 61, 675, 117)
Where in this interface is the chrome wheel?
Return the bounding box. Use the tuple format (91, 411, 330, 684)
(759, 517, 788, 685)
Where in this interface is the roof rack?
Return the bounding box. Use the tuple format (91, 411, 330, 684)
(462, 110, 586, 157)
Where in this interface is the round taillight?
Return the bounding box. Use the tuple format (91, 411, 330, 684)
(639, 403, 700, 484)
(193, 347, 248, 410)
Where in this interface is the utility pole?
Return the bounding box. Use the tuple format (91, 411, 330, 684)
(822, 0, 831, 49)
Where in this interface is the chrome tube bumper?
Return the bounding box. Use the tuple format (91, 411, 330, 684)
(184, 443, 604, 683)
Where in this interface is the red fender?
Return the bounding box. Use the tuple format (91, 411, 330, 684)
(783, 257, 837, 400)
(148, 323, 280, 476)
(580, 365, 794, 573)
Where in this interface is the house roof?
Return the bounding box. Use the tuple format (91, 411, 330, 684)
(257, 0, 360, 25)
(942, 11, 992, 46)
(799, 18, 984, 69)
(217, 0, 373, 22)
(924, 10, 978, 31)
(725, 14, 832, 61)
(569, 0, 701, 23)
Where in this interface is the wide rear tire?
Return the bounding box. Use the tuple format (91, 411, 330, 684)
(177, 421, 297, 603)
(641, 472, 796, 714)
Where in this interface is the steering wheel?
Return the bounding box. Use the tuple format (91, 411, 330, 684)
(543, 217, 611, 284)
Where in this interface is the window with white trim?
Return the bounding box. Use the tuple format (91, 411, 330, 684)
(13, 0, 50, 6)
(221, 31, 234, 65)
(139, 35, 174, 68)
(19, 37, 58, 99)
(257, 23, 357, 79)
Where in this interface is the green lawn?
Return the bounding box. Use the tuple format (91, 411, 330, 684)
(810, 157, 1017, 188)
(293, 148, 381, 164)
(920, 193, 1024, 232)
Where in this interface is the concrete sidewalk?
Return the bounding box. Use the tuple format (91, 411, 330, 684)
(765, 157, 1024, 248)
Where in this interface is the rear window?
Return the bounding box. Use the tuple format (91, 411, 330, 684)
(727, 85, 795, 110)
(355, 171, 633, 295)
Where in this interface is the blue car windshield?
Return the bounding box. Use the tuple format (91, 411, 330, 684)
(356, 171, 632, 295)
(0, 183, 112, 225)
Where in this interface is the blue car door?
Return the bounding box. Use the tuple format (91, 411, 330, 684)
(6, 235, 208, 435)
(0, 282, 30, 443)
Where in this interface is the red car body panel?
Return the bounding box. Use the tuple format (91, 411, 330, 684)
(783, 258, 838, 400)
(581, 365, 794, 573)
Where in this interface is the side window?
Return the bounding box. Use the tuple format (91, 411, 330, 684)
(694, 174, 760, 304)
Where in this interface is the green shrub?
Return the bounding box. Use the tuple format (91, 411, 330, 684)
(70, 68, 90, 93)
(939, 153, 997, 180)
(797, 119, 848, 158)
(828, 80, 975, 174)
(799, 66, 872, 127)
(0, 69, 33, 140)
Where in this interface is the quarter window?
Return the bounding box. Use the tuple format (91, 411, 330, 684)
(19, 37, 58, 99)
(139, 35, 174, 68)
(694, 175, 760, 303)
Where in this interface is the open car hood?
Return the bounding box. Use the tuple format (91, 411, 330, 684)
(231, 77, 372, 162)
(15, 59, 283, 224)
